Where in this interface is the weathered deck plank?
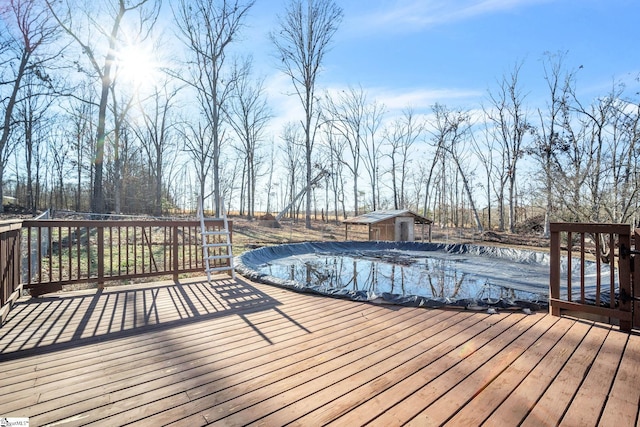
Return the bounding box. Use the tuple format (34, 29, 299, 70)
(481, 319, 592, 425)
(134, 306, 451, 425)
(217, 311, 468, 426)
(1, 275, 639, 426)
(82, 304, 408, 425)
(564, 328, 628, 426)
(4, 295, 350, 417)
(293, 312, 486, 427)
(520, 323, 612, 426)
(599, 334, 640, 427)
(441, 314, 569, 426)
(410, 314, 556, 425)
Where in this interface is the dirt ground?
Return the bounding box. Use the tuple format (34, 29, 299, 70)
(8, 205, 550, 254)
(231, 216, 550, 256)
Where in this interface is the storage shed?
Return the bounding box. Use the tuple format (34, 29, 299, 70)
(342, 209, 433, 242)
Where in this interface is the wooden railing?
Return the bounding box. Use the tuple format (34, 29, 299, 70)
(549, 222, 632, 331)
(0, 219, 23, 324)
(21, 218, 232, 297)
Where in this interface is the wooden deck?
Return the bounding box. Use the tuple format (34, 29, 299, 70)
(1, 275, 639, 426)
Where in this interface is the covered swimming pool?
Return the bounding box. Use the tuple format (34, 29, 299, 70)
(236, 241, 611, 311)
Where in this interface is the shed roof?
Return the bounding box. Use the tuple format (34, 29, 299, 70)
(342, 209, 433, 225)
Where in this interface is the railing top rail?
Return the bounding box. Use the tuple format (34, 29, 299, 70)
(550, 222, 630, 234)
(0, 219, 23, 232)
(21, 219, 228, 227)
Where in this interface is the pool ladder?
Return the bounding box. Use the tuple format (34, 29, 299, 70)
(198, 196, 235, 282)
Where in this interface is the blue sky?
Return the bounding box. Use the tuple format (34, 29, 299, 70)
(243, 0, 639, 118)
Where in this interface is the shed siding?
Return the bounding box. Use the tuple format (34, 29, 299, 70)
(344, 210, 432, 242)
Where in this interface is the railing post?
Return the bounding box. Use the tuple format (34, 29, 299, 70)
(0, 220, 23, 325)
(618, 227, 632, 332)
(12, 223, 21, 294)
(549, 225, 561, 317)
(97, 225, 104, 290)
(173, 225, 179, 282)
(634, 230, 640, 328)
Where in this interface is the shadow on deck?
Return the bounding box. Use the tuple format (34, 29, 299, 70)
(0, 276, 305, 361)
(2, 275, 640, 426)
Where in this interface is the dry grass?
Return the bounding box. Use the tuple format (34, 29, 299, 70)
(230, 216, 550, 256)
(231, 218, 345, 255)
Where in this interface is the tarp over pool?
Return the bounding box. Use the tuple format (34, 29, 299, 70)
(236, 241, 610, 311)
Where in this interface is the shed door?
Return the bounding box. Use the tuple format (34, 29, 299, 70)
(371, 227, 380, 241)
(400, 221, 409, 241)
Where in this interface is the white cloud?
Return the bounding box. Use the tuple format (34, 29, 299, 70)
(351, 0, 553, 33)
(264, 71, 485, 141)
(263, 72, 306, 136)
(371, 87, 484, 110)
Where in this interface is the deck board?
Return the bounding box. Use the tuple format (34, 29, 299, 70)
(599, 333, 640, 427)
(521, 323, 612, 427)
(223, 311, 464, 426)
(366, 312, 527, 426)
(9, 299, 347, 415)
(296, 312, 485, 426)
(1, 275, 639, 426)
(442, 314, 569, 426)
(481, 319, 590, 425)
(413, 314, 555, 425)
(145, 307, 449, 425)
(324, 312, 494, 426)
(562, 326, 628, 426)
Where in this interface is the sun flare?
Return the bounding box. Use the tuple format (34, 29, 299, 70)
(116, 43, 160, 91)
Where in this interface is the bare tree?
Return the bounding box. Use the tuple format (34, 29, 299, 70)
(532, 51, 578, 236)
(108, 88, 136, 213)
(49, 126, 71, 209)
(104, 121, 144, 213)
(431, 104, 483, 231)
(486, 62, 532, 232)
(362, 100, 385, 211)
(64, 85, 96, 212)
(271, 0, 343, 227)
(217, 150, 241, 215)
(174, 0, 254, 215)
(409, 162, 428, 213)
(607, 94, 640, 224)
(181, 120, 216, 208)
(135, 79, 181, 216)
(385, 107, 424, 210)
(570, 82, 639, 223)
(226, 60, 271, 219)
(421, 133, 445, 222)
(549, 95, 589, 222)
(324, 86, 366, 215)
(264, 141, 276, 214)
(47, 0, 160, 214)
(280, 122, 305, 221)
(471, 121, 498, 230)
(483, 104, 510, 231)
(14, 72, 56, 213)
(318, 120, 346, 221)
(1, 0, 59, 213)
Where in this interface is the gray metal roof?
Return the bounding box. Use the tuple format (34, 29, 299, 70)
(342, 209, 433, 225)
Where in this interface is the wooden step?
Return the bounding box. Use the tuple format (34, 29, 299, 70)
(206, 255, 232, 261)
(202, 230, 230, 237)
(205, 266, 234, 273)
(203, 243, 231, 249)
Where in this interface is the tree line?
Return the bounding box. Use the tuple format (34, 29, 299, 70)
(1, 0, 639, 233)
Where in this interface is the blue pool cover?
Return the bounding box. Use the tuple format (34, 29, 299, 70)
(236, 241, 610, 312)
